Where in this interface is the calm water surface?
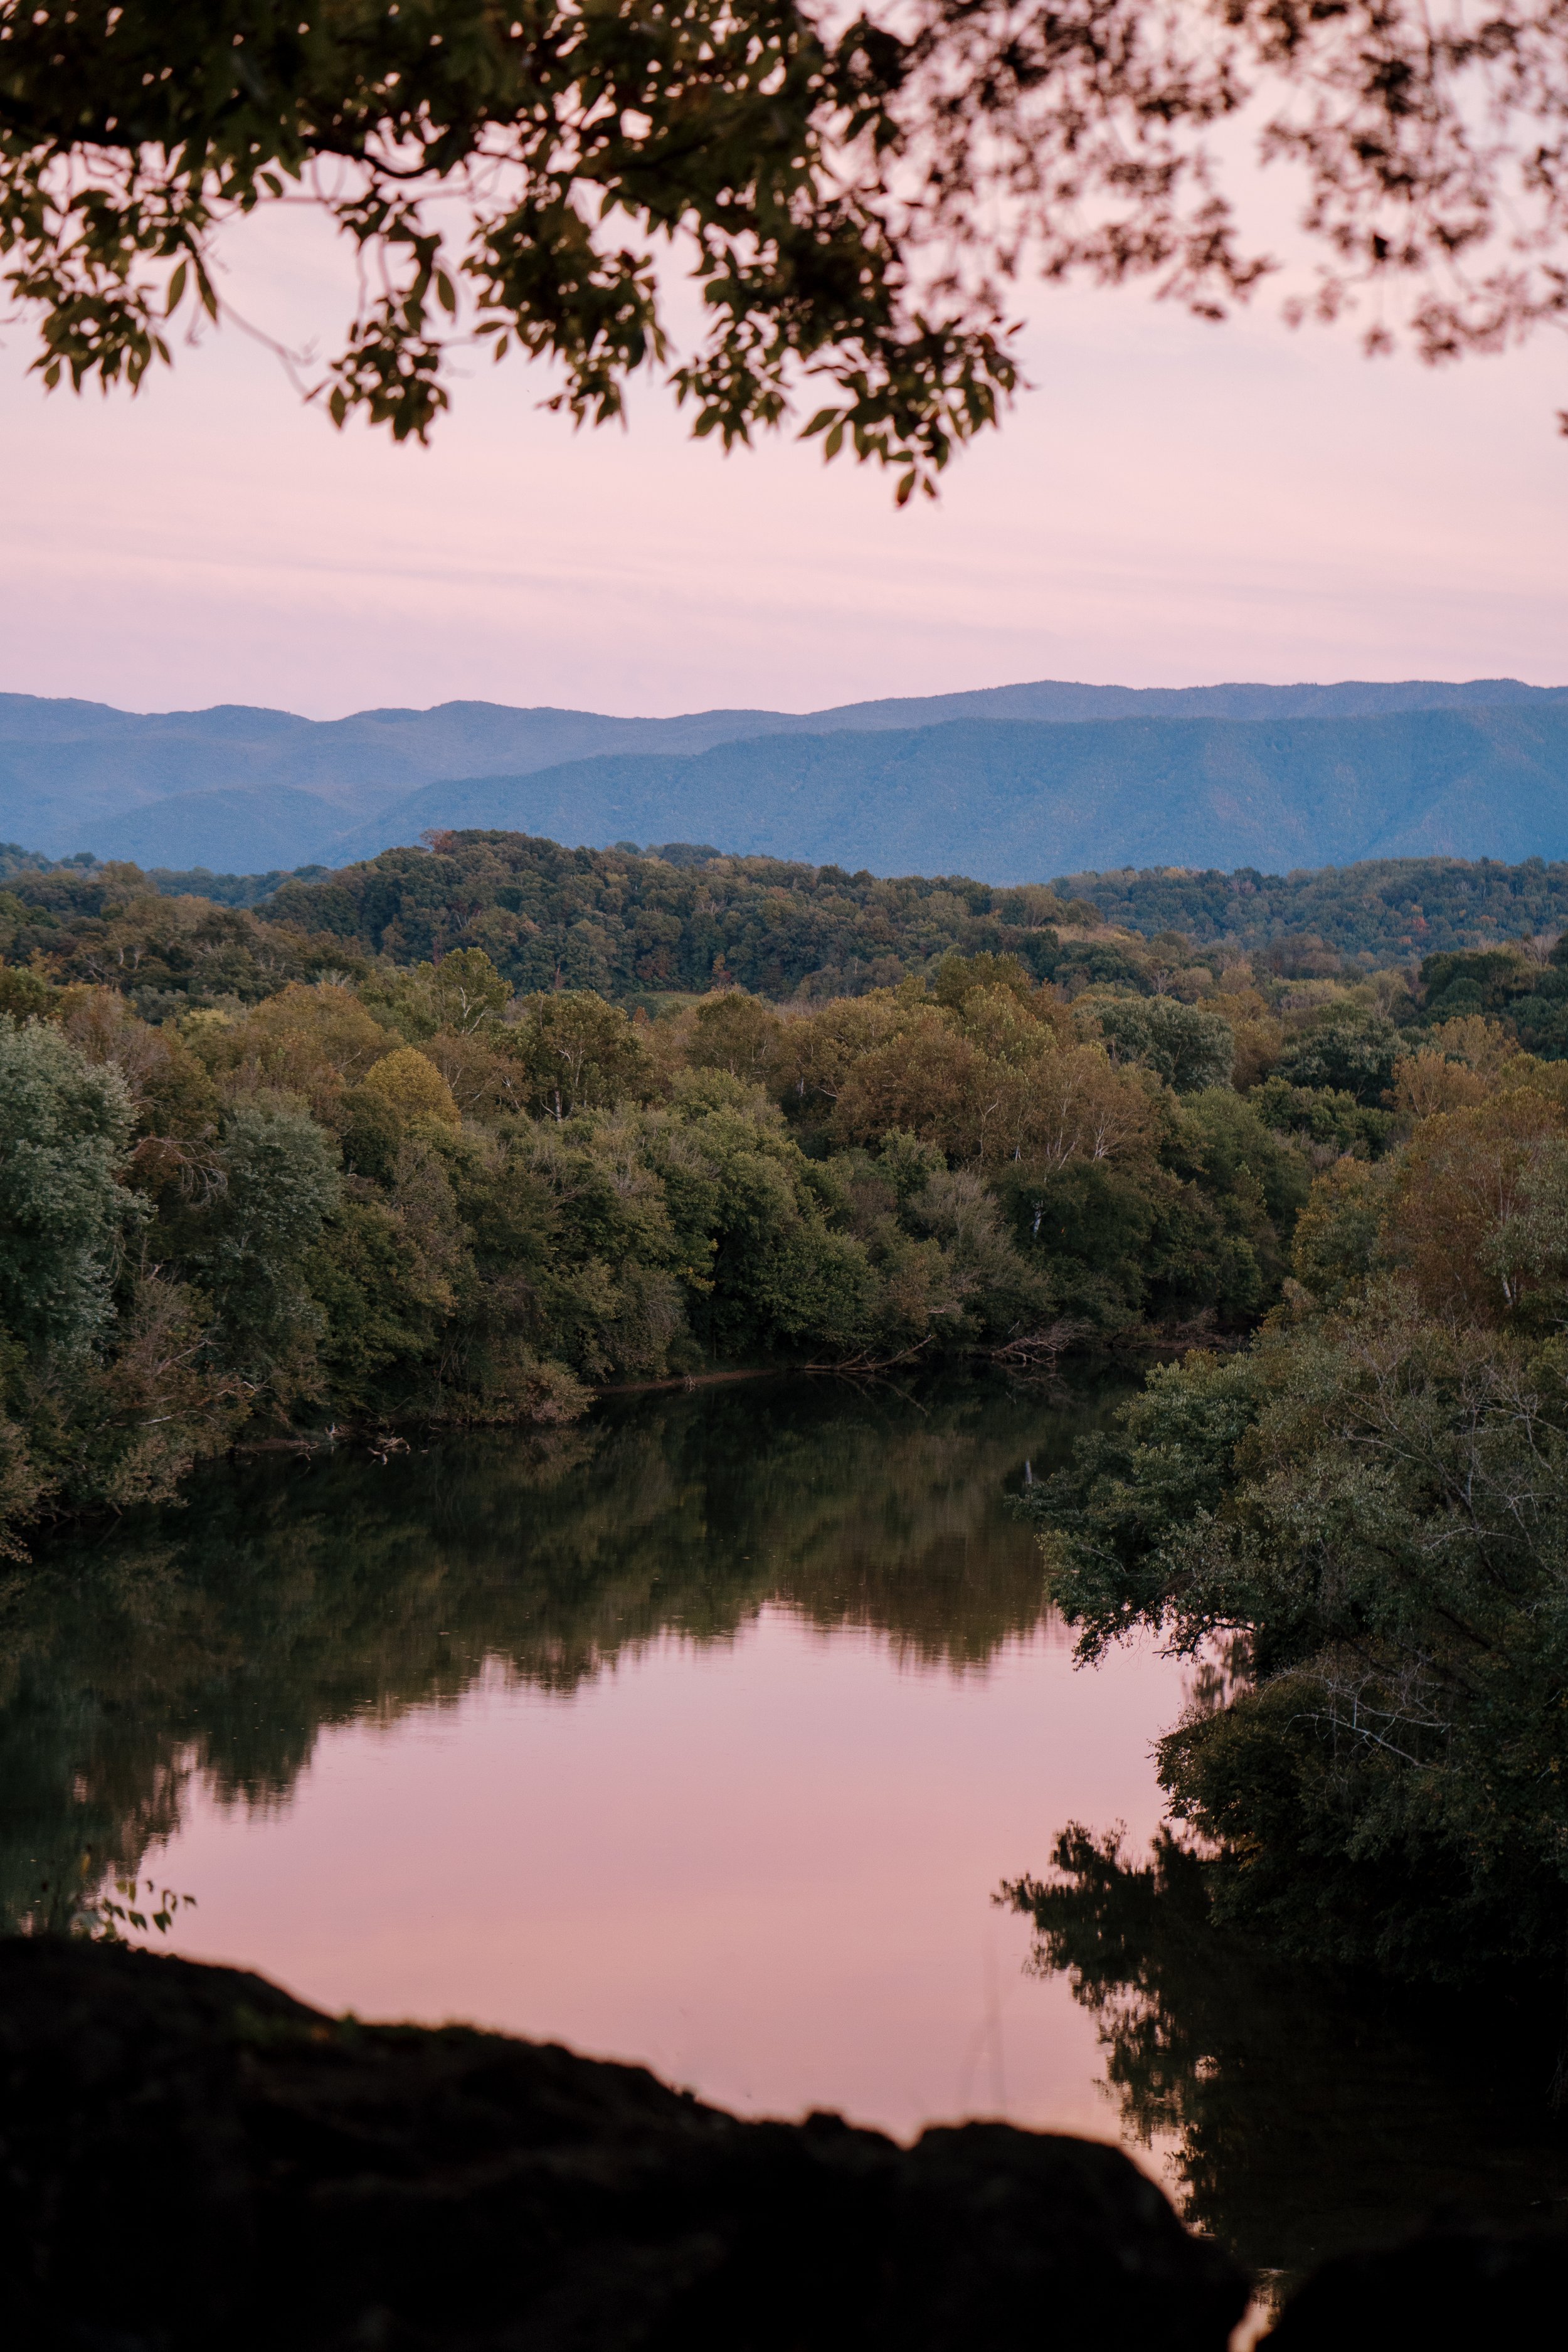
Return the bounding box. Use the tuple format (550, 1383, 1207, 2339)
(6, 1374, 1565, 2286)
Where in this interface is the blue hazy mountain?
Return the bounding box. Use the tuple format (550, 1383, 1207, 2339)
(4, 679, 1567, 879)
(333, 706, 1568, 882)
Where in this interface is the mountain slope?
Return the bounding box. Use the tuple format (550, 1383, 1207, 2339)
(84, 786, 349, 874)
(337, 706, 1568, 882)
(6, 677, 1565, 868)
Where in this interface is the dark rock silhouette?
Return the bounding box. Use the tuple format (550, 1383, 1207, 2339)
(1266, 2226, 1568, 2348)
(0, 1937, 1244, 2350)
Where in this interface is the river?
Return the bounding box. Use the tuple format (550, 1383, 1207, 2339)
(5, 1372, 1564, 2290)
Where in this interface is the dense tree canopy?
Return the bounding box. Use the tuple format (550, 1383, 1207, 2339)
(1059, 858, 1568, 961)
(21, 839, 1568, 986)
(4, 1, 1567, 490)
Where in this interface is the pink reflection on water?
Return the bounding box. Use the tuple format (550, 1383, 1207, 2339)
(147, 1606, 1188, 2148)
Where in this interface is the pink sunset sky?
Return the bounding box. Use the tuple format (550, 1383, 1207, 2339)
(3, 197, 1565, 719)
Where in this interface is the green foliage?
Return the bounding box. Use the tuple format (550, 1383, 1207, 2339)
(1510, 991, 1568, 1062)
(141, 865, 331, 908)
(1029, 1077, 1568, 1985)
(0, 1022, 247, 1546)
(266, 834, 1099, 1002)
(931, 951, 1037, 1010)
(364, 948, 511, 1042)
(26, 842, 1568, 1044)
(1286, 1156, 1398, 1308)
(0, 963, 56, 1023)
(304, 1196, 450, 1414)
(1001, 1161, 1161, 1328)
(359, 1046, 460, 1130)
(1401, 945, 1568, 1066)
(68, 1877, 196, 1944)
(1274, 1010, 1401, 1105)
(1148, 1089, 1308, 1317)
(511, 992, 652, 1120)
(987, 1085, 1306, 1337)
(874, 1129, 948, 1206)
(1416, 946, 1535, 1021)
(1091, 995, 1236, 1093)
(195, 1103, 340, 1391)
(337, 1083, 406, 1185)
(0, 864, 359, 1017)
(1025, 1348, 1267, 1656)
(1248, 1075, 1394, 1159)
(686, 991, 785, 1084)
(0, 1021, 140, 1355)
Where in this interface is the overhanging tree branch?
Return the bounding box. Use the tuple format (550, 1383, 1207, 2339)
(3, 0, 1567, 489)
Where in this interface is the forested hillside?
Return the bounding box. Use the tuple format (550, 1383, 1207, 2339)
(1061, 856, 1568, 957)
(16, 835, 1568, 967)
(0, 835, 1110, 1004)
(264, 834, 1116, 1000)
(170, 835, 1568, 990)
(15, 831, 1568, 992)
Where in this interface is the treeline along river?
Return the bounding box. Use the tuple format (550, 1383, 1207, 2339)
(6, 1373, 1564, 2297)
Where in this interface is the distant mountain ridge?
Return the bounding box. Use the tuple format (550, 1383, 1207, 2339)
(3, 677, 1566, 879)
(332, 707, 1568, 882)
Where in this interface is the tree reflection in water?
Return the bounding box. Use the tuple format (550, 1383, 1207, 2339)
(1, 1372, 1125, 1936)
(1001, 1826, 1568, 2291)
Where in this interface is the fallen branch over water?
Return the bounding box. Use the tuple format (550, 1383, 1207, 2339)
(802, 1337, 935, 1380)
(988, 1320, 1092, 1374)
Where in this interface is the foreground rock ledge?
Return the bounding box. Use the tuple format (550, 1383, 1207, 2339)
(0, 1941, 1560, 2350)
(4, 1939, 1247, 2349)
